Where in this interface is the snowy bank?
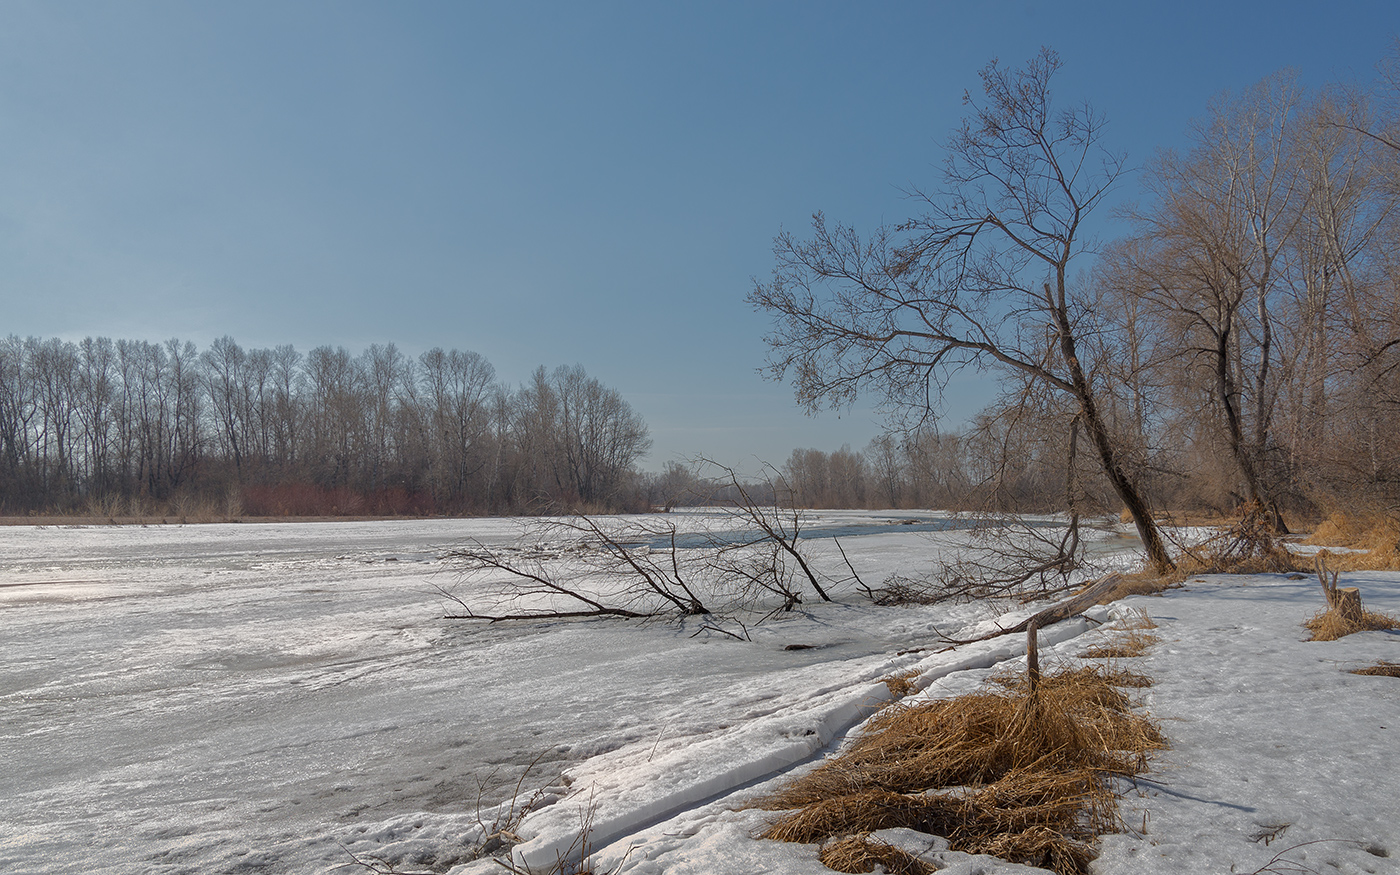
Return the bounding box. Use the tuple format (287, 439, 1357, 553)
(474, 574, 1400, 875)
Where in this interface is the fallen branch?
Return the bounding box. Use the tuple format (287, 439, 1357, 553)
(433, 559, 651, 622)
(901, 573, 1124, 653)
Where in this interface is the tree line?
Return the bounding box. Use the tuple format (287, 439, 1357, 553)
(751, 47, 1400, 571)
(0, 335, 651, 516)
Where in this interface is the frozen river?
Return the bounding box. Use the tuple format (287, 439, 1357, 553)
(3, 512, 1067, 873)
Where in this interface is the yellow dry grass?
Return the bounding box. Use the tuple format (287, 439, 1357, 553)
(1117, 607, 1157, 631)
(1092, 572, 1176, 603)
(1305, 517, 1400, 571)
(817, 834, 935, 874)
(1305, 606, 1400, 641)
(1080, 609, 1159, 659)
(757, 666, 1164, 875)
(881, 669, 921, 700)
(1350, 661, 1400, 678)
(1079, 631, 1156, 659)
(1096, 667, 1153, 688)
(1306, 511, 1359, 547)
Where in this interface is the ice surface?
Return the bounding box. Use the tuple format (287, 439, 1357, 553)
(3, 514, 1396, 875)
(0, 512, 1044, 873)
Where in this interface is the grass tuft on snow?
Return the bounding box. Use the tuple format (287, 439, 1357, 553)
(1305, 605, 1400, 641)
(880, 669, 921, 701)
(757, 664, 1164, 875)
(818, 833, 936, 874)
(1349, 661, 1400, 677)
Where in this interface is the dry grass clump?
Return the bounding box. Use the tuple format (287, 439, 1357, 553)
(1305, 554, 1400, 641)
(1305, 607, 1400, 641)
(987, 664, 1152, 693)
(757, 666, 1164, 875)
(1350, 661, 1400, 678)
(1304, 513, 1400, 571)
(1305, 510, 1397, 548)
(1097, 667, 1153, 688)
(1080, 609, 1159, 659)
(1079, 634, 1154, 659)
(882, 669, 921, 700)
(1118, 607, 1158, 631)
(1091, 572, 1176, 603)
(818, 834, 935, 874)
(1306, 511, 1361, 547)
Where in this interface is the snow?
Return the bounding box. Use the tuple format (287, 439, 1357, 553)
(2, 514, 1398, 874)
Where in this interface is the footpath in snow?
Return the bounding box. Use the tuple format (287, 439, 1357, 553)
(439, 572, 1400, 875)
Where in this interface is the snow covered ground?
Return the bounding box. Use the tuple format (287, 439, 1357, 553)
(1, 513, 1397, 874)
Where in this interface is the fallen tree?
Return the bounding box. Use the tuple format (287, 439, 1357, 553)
(440, 464, 851, 628)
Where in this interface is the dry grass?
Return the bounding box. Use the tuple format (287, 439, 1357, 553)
(1092, 572, 1176, 603)
(1306, 511, 1357, 547)
(1304, 515, 1400, 572)
(1097, 667, 1153, 688)
(1080, 609, 1159, 659)
(1304, 554, 1400, 641)
(986, 664, 1152, 693)
(1304, 511, 1390, 548)
(1350, 661, 1400, 678)
(1079, 633, 1154, 659)
(881, 669, 921, 700)
(1305, 607, 1400, 641)
(757, 666, 1164, 875)
(818, 834, 935, 874)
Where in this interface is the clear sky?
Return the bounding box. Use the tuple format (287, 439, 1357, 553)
(1, 1, 1396, 471)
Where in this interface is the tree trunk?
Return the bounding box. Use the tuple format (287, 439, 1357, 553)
(1334, 587, 1363, 627)
(1051, 285, 1175, 574)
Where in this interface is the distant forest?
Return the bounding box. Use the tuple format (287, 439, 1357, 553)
(3, 321, 1395, 521)
(0, 336, 652, 516)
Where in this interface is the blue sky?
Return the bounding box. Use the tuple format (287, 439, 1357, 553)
(1, 1, 1396, 471)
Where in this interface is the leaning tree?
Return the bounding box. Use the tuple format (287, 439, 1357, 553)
(749, 48, 1175, 573)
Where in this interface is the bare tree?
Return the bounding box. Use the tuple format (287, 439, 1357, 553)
(864, 434, 904, 508)
(1117, 74, 1308, 532)
(749, 49, 1175, 572)
(553, 364, 651, 508)
(419, 347, 498, 508)
(76, 337, 119, 498)
(202, 335, 249, 477)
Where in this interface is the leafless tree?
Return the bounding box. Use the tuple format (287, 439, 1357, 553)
(749, 49, 1175, 572)
(864, 433, 904, 508)
(419, 347, 497, 507)
(1116, 74, 1308, 532)
(203, 335, 250, 477)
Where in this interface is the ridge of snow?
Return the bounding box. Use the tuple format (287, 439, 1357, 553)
(504, 616, 1094, 872)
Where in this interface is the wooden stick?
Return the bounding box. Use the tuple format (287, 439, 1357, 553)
(1026, 619, 1041, 694)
